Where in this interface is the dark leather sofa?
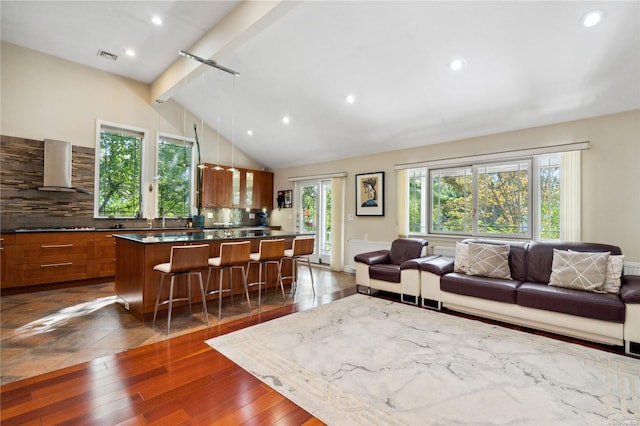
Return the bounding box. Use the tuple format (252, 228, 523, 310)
(419, 239, 640, 355)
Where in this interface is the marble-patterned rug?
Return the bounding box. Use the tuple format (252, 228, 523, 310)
(206, 293, 640, 425)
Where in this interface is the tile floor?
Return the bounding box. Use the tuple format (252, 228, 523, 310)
(0, 266, 355, 385)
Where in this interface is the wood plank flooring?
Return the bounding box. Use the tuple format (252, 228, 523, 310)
(1, 286, 356, 425)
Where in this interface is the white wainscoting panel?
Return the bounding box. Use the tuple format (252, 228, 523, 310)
(625, 261, 640, 276)
(431, 245, 457, 257)
(345, 239, 391, 273)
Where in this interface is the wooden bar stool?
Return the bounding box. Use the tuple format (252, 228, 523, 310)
(205, 240, 252, 320)
(152, 244, 210, 334)
(245, 238, 286, 311)
(282, 236, 315, 295)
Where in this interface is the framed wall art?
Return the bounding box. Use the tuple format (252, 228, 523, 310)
(355, 171, 384, 216)
(277, 189, 292, 209)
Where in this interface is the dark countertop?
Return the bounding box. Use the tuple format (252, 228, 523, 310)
(114, 229, 312, 244)
(3, 226, 278, 234)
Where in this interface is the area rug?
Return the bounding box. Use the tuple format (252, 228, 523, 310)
(206, 294, 640, 425)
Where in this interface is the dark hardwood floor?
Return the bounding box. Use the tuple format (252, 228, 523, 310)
(2, 273, 633, 425)
(1, 285, 357, 425)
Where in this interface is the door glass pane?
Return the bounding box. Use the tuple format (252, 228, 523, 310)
(301, 185, 317, 233)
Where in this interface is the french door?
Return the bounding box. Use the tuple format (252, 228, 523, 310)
(296, 179, 331, 264)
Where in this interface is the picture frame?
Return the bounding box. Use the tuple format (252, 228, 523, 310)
(277, 189, 293, 209)
(355, 171, 384, 216)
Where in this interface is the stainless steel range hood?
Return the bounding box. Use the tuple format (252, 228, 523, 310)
(38, 139, 74, 192)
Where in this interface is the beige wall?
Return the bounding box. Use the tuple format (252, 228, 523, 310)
(3, 42, 638, 262)
(0, 41, 263, 170)
(271, 110, 640, 262)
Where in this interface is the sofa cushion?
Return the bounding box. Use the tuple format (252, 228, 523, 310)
(369, 264, 401, 283)
(468, 242, 512, 279)
(454, 242, 470, 273)
(440, 273, 521, 304)
(526, 241, 622, 284)
(604, 255, 624, 294)
(420, 256, 455, 275)
(389, 238, 428, 265)
(517, 282, 625, 322)
(462, 239, 529, 282)
(548, 249, 609, 292)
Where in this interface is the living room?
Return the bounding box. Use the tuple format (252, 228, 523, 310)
(1, 1, 639, 424)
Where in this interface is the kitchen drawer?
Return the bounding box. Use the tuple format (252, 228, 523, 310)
(13, 232, 95, 286)
(15, 260, 93, 286)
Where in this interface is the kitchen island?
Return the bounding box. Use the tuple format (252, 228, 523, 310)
(114, 229, 313, 321)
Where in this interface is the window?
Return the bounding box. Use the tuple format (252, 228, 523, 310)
(157, 136, 194, 218)
(408, 153, 565, 240)
(96, 123, 144, 218)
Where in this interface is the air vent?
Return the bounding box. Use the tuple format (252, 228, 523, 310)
(97, 49, 118, 61)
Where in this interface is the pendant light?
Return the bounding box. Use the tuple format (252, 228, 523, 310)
(213, 67, 223, 171)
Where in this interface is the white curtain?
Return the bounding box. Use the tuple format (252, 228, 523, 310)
(330, 176, 345, 271)
(560, 150, 581, 241)
(396, 168, 409, 237)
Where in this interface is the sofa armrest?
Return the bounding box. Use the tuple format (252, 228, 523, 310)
(419, 256, 455, 276)
(401, 255, 442, 271)
(621, 275, 640, 303)
(354, 250, 391, 266)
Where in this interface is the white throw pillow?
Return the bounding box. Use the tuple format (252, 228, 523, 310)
(454, 242, 469, 274)
(549, 249, 609, 292)
(467, 242, 512, 280)
(603, 254, 624, 294)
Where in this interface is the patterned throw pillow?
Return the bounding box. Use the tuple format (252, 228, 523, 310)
(467, 243, 512, 280)
(603, 254, 624, 294)
(549, 249, 609, 292)
(454, 242, 469, 274)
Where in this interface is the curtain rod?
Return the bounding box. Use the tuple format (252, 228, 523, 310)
(394, 141, 590, 170)
(179, 50, 240, 76)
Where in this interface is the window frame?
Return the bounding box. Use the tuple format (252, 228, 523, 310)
(94, 120, 148, 219)
(408, 154, 562, 241)
(154, 132, 197, 219)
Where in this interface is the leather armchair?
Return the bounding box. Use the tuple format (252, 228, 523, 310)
(354, 238, 429, 304)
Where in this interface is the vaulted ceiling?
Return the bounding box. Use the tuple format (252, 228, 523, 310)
(2, 1, 639, 169)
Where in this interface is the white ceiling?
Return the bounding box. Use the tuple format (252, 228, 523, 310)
(2, 1, 639, 170)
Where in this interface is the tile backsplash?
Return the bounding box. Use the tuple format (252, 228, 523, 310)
(1, 135, 266, 231)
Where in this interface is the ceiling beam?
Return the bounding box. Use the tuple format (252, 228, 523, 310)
(150, 0, 291, 104)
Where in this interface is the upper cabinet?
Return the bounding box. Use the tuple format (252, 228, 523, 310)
(201, 164, 231, 208)
(201, 164, 273, 210)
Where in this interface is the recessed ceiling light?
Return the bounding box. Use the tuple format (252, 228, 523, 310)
(449, 57, 466, 72)
(125, 49, 135, 57)
(150, 15, 163, 26)
(247, 130, 254, 136)
(345, 94, 356, 104)
(582, 10, 605, 28)
(282, 116, 290, 124)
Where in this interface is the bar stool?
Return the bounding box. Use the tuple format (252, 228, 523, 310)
(282, 236, 316, 295)
(205, 240, 252, 320)
(152, 244, 210, 334)
(245, 238, 286, 311)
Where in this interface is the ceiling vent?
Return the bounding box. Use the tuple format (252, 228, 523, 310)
(97, 49, 118, 61)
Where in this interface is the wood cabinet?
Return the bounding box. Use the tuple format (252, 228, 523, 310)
(13, 232, 95, 287)
(201, 164, 231, 208)
(252, 170, 274, 210)
(200, 164, 273, 210)
(1, 234, 16, 288)
(94, 231, 117, 277)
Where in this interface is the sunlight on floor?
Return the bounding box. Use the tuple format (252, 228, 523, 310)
(14, 296, 117, 336)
